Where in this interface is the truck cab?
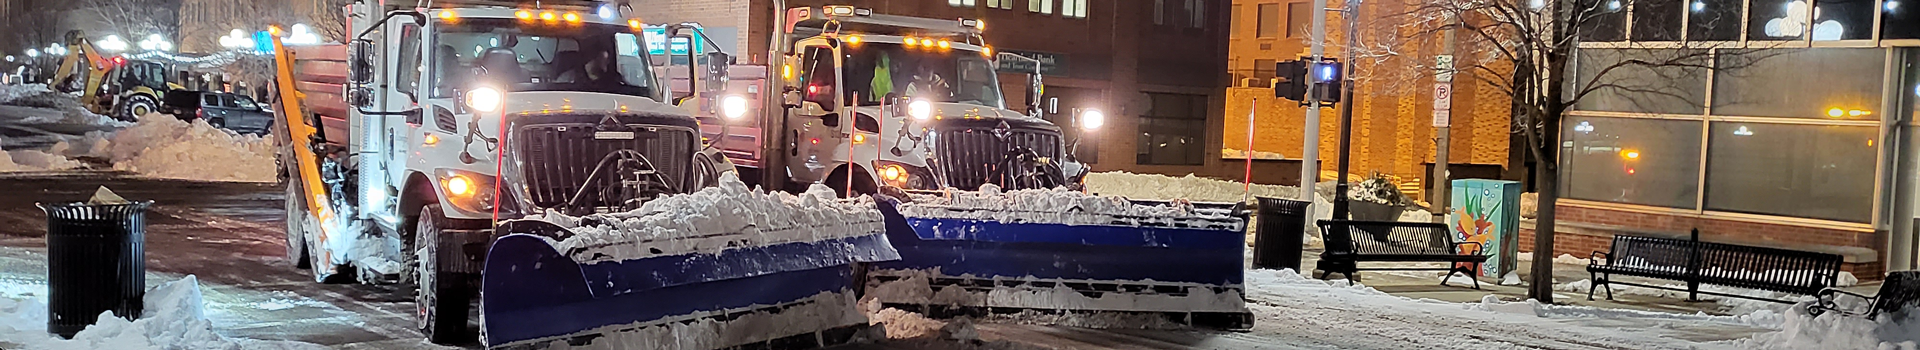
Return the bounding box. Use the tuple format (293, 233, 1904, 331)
(776, 6, 1099, 193)
(278, 0, 735, 344)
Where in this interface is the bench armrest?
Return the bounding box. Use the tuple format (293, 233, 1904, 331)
(1453, 241, 1484, 255)
(1588, 251, 1610, 266)
(1813, 288, 1877, 317)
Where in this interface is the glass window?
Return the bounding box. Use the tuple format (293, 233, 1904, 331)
(1561, 117, 1703, 209)
(1632, 0, 1684, 41)
(1137, 93, 1208, 165)
(1231, 5, 1243, 36)
(949, 0, 976, 6)
(1188, 0, 1207, 28)
(396, 23, 423, 101)
(1888, 0, 1920, 39)
(1257, 4, 1280, 37)
(429, 19, 657, 99)
(219, 94, 240, 108)
(1572, 49, 1709, 115)
(202, 94, 219, 106)
(1579, 0, 1628, 41)
(1712, 48, 1886, 119)
(1287, 2, 1310, 37)
(1706, 124, 1877, 222)
(1686, 0, 1743, 40)
(1749, 0, 1811, 40)
(1156, 0, 1167, 25)
(1813, 0, 1874, 40)
(800, 46, 837, 107)
(234, 96, 259, 111)
(987, 0, 1013, 9)
(841, 42, 1003, 108)
(1030, 0, 1053, 14)
(1063, 0, 1088, 18)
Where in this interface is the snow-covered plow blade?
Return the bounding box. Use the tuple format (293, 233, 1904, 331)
(869, 187, 1254, 330)
(478, 182, 898, 349)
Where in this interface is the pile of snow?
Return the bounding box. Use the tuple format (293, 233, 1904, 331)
(1555, 275, 1859, 317)
(898, 184, 1243, 230)
(0, 83, 53, 105)
(1736, 305, 1920, 350)
(543, 173, 885, 263)
(1221, 148, 1287, 160)
(0, 138, 86, 172)
(1516, 252, 1593, 266)
(1084, 171, 1298, 204)
(0, 275, 322, 350)
(98, 114, 276, 182)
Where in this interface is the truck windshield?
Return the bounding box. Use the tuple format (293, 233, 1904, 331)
(430, 19, 656, 100)
(842, 42, 1003, 109)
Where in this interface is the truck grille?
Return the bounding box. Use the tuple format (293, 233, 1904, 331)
(934, 128, 1062, 191)
(516, 124, 696, 211)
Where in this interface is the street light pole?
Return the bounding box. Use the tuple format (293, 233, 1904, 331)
(1302, 0, 1328, 207)
(1331, 0, 1363, 220)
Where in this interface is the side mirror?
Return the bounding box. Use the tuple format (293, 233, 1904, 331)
(347, 86, 374, 108)
(703, 53, 730, 93)
(347, 39, 376, 85)
(781, 88, 803, 108)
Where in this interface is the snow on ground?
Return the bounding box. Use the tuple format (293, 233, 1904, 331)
(898, 184, 1242, 229)
(0, 84, 127, 128)
(1734, 304, 1920, 350)
(1241, 268, 1773, 350)
(96, 114, 277, 182)
(0, 137, 85, 172)
(0, 84, 53, 105)
(0, 275, 323, 350)
(543, 173, 886, 263)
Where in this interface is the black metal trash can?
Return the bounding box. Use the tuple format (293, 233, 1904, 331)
(1253, 197, 1312, 271)
(39, 201, 151, 339)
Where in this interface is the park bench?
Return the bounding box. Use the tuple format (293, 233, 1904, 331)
(1315, 220, 1489, 289)
(1586, 232, 1844, 303)
(1810, 270, 1919, 320)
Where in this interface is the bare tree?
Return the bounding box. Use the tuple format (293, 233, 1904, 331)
(1327, 0, 1793, 302)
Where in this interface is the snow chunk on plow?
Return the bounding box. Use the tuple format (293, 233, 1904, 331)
(482, 174, 899, 349)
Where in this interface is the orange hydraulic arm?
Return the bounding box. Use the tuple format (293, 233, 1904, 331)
(267, 34, 336, 228)
(52, 31, 112, 102)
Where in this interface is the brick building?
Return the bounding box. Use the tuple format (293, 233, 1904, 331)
(627, 0, 1234, 178)
(1223, 0, 1518, 198)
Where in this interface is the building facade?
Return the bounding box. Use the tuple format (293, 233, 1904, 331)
(1224, 0, 1518, 196)
(627, 0, 1233, 178)
(1541, 0, 1920, 278)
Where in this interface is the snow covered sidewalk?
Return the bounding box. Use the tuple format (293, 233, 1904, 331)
(0, 275, 324, 350)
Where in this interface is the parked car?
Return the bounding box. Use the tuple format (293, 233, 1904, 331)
(162, 91, 274, 135)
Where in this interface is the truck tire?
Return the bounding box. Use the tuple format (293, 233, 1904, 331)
(285, 181, 309, 269)
(115, 94, 157, 122)
(415, 205, 472, 344)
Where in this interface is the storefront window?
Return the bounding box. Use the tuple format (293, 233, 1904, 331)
(1686, 0, 1744, 40)
(1573, 49, 1709, 115)
(1579, 0, 1628, 42)
(1137, 92, 1207, 165)
(1888, 0, 1920, 39)
(1633, 0, 1685, 41)
(1562, 117, 1703, 209)
(1705, 124, 1877, 222)
(1812, 0, 1875, 40)
(1712, 48, 1885, 119)
(1748, 0, 1811, 40)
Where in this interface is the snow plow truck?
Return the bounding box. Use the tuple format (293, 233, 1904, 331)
(270, 0, 896, 348)
(659, 5, 1254, 330)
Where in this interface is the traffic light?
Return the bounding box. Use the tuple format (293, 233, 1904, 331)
(1312, 58, 1343, 104)
(1273, 60, 1306, 101)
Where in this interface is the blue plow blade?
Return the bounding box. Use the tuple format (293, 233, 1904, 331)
(871, 198, 1253, 329)
(479, 220, 900, 348)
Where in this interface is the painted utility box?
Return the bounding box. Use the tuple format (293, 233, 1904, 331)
(1449, 179, 1522, 279)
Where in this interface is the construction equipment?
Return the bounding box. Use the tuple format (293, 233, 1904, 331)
(650, 6, 1102, 195)
(271, 1, 891, 348)
(51, 30, 184, 121)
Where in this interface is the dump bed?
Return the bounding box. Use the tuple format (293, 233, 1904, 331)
(285, 44, 353, 146)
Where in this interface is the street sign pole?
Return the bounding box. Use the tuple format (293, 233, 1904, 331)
(1301, 0, 1328, 206)
(1331, 0, 1362, 220)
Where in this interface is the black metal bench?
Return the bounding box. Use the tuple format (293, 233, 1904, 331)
(1315, 220, 1490, 289)
(1811, 271, 1920, 320)
(1586, 232, 1844, 303)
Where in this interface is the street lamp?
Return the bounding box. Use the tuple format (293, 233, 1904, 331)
(24, 49, 37, 58)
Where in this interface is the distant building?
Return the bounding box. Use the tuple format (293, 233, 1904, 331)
(628, 0, 1234, 179)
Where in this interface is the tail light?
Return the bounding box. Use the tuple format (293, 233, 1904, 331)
(196, 108, 204, 119)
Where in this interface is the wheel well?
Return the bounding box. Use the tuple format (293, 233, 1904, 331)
(826, 163, 877, 195)
(400, 172, 436, 226)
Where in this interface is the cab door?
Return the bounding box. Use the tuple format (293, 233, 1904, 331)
(785, 39, 846, 182)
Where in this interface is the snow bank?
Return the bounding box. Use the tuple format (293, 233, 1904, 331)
(101, 114, 277, 182)
(544, 173, 885, 263)
(0, 137, 85, 172)
(1737, 305, 1920, 350)
(0, 275, 323, 350)
(1084, 171, 1297, 204)
(1556, 278, 1815, 316)
(0, 84, 128, 127)
(897, 184, 1243, 230)
(0, 83, 52, 105)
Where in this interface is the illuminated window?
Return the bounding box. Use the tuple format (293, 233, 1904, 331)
(986, 0, 1013, 9)
(1186, 0, 1207, 28)
(1062, 0, 1088, 18)
(949, 0, 976, 7)
(1560, 117, 1702, 209)
(1030, 0, 1053, 14)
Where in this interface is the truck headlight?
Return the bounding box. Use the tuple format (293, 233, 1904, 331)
(466, 87, 503, 113)
(437, 169, 499, 213)
(908, 99, 932, 121)
(1079, 109, 1105, 131)
(875, 161, 935, 190)
(721, 95, 749, 120)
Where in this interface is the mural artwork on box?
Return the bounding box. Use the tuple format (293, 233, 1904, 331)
(1450, 179, 1521, 279)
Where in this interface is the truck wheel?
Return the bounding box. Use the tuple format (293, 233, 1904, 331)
(415, 205, 472, 344)
(285, 181, 309, 269)
(116, 94, 157, 122)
